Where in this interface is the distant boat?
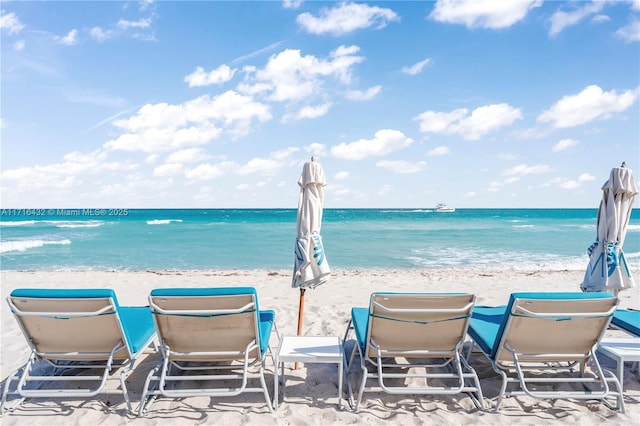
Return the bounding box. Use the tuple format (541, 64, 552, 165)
(434, 203, 455, 212)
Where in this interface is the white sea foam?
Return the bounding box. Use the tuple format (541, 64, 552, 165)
(55, 221, 104, 228)
(564, 224, 596, 229)
(0, 239, 71, 253)
(625, 251, 640, 259)
(0, 220, 104, 228)
(406, 246, 589, 271)
(147, 219, 184, 225)
(0, 220, 37, 227)
(628, 224, 640, 232)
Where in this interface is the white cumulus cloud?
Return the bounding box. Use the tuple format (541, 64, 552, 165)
(104, 91, 271, 152)
(185, 65, 236, 87)
(376, 160, 427, 174)
(55, 29, 78, 45)
(345, 85, 381, 101)
(548, 1, 604, 37)
(503, 164, 551, 176)
(153, 163, 184, 177)
(283, 0, 303, 9)
(334, 171, 350, 180)
(616, 19, 640, 42)
(552, 138, 579, 152)
(544, 173, 594, 190)
(427, 146, 450, 156)
(165, 148, 211, 164)
(297, 2, 400, 36)
(1, 150, 134, 191)
(239, 46, 364, 103)
(0, 11, 24, 34)
(578, 173, 595, 182)
(429, 0, 542, 29)
(537, 85, 639, 128)
(331, 129, 413, 160)
(185, 161, 237, 180)
(117, 18, 151, 30)
(90, 26, 110, 42)
(282, 103, 332, 122)
(415, 103, 522, 140)
(402, 58, 431, 75)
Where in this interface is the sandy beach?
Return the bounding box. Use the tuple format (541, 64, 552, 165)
(1, 268, 639, 425)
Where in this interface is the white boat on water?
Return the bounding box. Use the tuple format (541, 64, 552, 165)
(434, 203, 455, 212)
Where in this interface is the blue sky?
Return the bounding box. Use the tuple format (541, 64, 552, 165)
(1, 0, 639, 208)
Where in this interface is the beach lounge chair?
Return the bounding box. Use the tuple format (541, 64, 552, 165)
(466, 292, 624, 412)
(138, 287, 278, 415)
(611, 309, 640, 337)
(599, 309, 640, 390)
(1, 288, 156, 413)
(343, 292, 484, 411)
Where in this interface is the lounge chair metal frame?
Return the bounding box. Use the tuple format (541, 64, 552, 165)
(343, 293, 485, 411)
(138, 289, 279, 415)
(467, 293, 625, 412)
(1, 291, 156, 414)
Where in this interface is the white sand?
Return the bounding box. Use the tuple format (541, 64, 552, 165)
(1, 269, 639, 425)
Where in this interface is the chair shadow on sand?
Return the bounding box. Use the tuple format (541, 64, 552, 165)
(0, 357, 145, 418)
(465, 336, 639, 419)
(131, 354, 277, 419)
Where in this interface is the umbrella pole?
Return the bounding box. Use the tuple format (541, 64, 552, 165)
(295, 288, 306, 370)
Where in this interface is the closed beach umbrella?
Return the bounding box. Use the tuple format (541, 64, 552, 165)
(292, 157, 330, 337)
(581, 163, 638, 294)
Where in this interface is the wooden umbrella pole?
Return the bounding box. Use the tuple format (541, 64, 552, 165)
(295, 288, 306, 370)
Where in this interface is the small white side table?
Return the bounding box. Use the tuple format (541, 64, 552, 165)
(597, 337, 640, 391)
(274, 335, 344, 410)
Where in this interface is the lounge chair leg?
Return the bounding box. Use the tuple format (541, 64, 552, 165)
(465, 340, 475, 360)
(0, 364, 26, 413)
(1, 372, 15, 412)
(460, 353, 485, 410)
(353, 351, 368, 412)
(494, 369, 509, 411)
(119, 368, 133, 414)
(344, 348, 354, 408)
(137, 365, 160, 416)
(601, 371, 626, 414)
(259, 367, 274, 414)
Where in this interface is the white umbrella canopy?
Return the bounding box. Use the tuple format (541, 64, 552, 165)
(292, 157, 330, 289)
(581, 163, 638, 294)
(292, 158, 330, 352)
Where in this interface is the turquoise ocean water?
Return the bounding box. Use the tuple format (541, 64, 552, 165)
(1, 208, 639, 272)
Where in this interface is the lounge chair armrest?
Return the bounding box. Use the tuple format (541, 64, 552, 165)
(372, 300, 474, 314)
(149, 299, 256, 316)
(7, 297, 116, 317)
(514, 304, 617, 318)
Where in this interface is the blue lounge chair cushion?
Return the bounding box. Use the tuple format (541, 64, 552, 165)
(612, 309, 640, 337)
(9, 288, 155, 355)
(258, 310, 275, 355)
(351, 307, 369, 353)
(468, 306, 506, 356)
(118, 306, 156, 354)
(470, 292, 615, 358)
(150, 287, 274, 355)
